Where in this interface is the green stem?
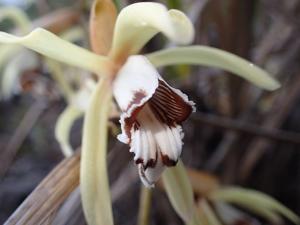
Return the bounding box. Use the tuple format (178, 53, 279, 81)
(138, 186, 152, 225)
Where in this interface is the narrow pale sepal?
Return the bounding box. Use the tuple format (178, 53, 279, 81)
(0, 28, 110, 76)
(109, 2, 194, 61)
(80, 78, 113, 225)
(90, 0, 117, 55)
(162, 160, 196, 223)
(55, 105, 83, 157)
(0, 7, 31, 33)
(146, 46, 280, 91)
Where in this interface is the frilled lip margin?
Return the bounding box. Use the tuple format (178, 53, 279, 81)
(118, 78, 195, 169)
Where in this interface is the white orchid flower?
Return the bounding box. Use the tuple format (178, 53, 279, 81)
(0, 1, 280, 224)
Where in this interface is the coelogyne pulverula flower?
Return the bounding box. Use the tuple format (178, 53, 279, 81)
(114, 55, 195, 186)
(0, 0, 280, 224)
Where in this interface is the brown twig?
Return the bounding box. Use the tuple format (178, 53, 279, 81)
(191, 112, 300, 145)
(32, 8, 80, 34)
(239, 74, 300, 180)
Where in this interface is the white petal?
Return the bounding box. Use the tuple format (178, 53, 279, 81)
(113, 55, 159, 112)
(114, 55, 194, 144)
(109, 2, 194, 60)
(131, 104, 183, 167)
(139, 158, 164, 188)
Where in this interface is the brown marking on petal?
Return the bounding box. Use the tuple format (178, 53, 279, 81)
(133, 122, 140, 130)
(135, 154, 157, 169)
(145, 159, 156, 169)
(135, 151, 158, 169)
(149, 80, 193, 127)
(125, 90, 147, 112)
(161, 153, 177, 167)
(136, 158, 143, 165)
(123, 90, 148, 142)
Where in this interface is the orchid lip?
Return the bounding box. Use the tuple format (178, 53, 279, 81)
(113, 55, 195, 186)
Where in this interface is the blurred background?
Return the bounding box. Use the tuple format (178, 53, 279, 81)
(0, 0, 300, 224)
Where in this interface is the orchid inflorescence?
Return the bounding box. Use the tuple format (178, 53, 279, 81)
(0, 1, 286, 225)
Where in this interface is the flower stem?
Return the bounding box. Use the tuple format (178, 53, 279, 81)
(138, 186, 152, 225)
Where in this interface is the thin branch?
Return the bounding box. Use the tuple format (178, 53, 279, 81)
(0, 100, 47, 177)
(191, 112, 300, 145)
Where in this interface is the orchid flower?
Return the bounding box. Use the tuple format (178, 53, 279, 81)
(0, 1, 280, 224)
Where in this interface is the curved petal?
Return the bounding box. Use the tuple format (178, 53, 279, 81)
(113, 55, 159, 143)
(0, 28, 110, 76)
(0, 7, 31, 33)
(146, 46, 280, 91)
(114, 55, 194, 187)
(113, 55, 193, 144)
(89, 0, 117, 55)
(55, 105, 83, 157)
(109, 2, 194, 61)
(80, 78, 113, 225)
(113, 55, 159, 112)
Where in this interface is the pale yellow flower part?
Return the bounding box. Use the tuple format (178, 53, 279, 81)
(162, 161, 195, 223)
(0, 7, 31, 33)
(55, 105, 83, 157)
(147, 46, 280, 91)
(109, 2, 194, 61)
(80, 78, 113, 225)
(0, 28, 110, 76)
